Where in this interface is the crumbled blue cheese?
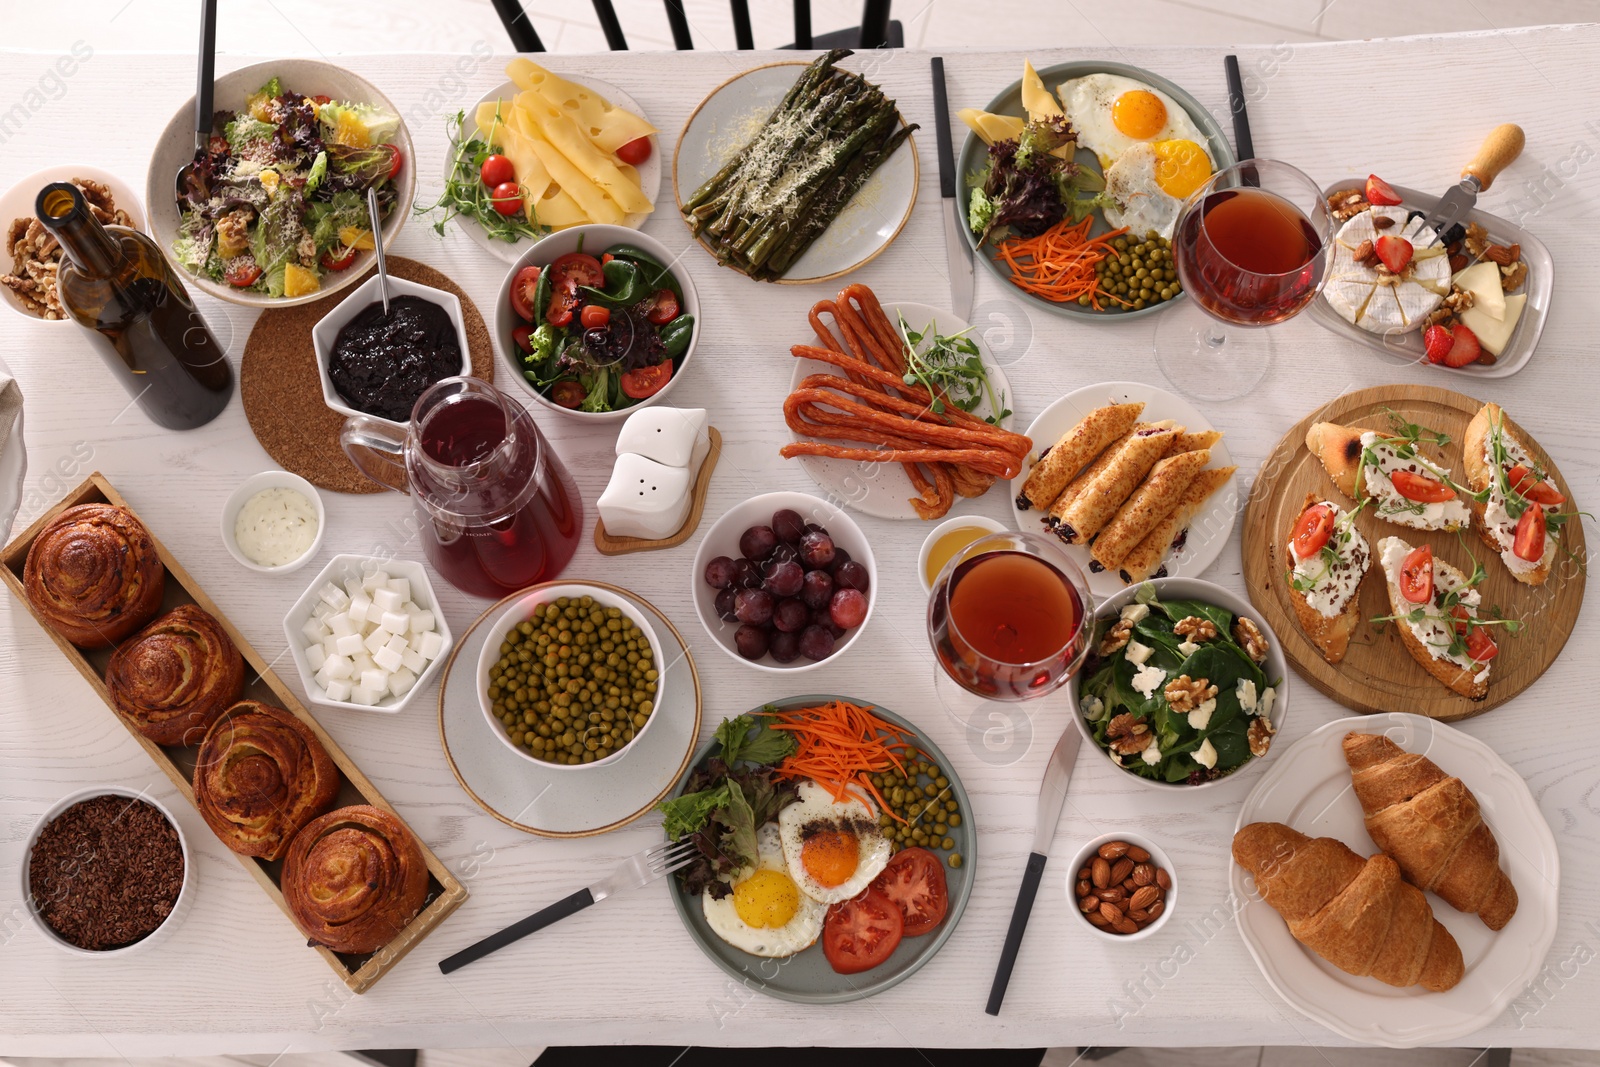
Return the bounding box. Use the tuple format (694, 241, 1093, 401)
(1141, 742, 1162, 766)
(1125, 640, 1154, 666)
(1187, 698, 1216, 731)
(1236, 678, 1257, 712)
(1177, 640, 1200, 657)
(1120, 603, 1150, 624)
(1082, 695, 1106, 722)
(1258, 686, 1276, 720)
(1194, 738, 1218, 769)
(1131, 663, 1167, 699)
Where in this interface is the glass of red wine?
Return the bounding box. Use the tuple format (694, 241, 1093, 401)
(1154, 159, 1333, 402)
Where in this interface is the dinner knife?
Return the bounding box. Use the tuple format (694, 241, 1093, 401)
(930, 57, 975, 321)
(985, 723, 1083, 1016)
(1425, 124, 1525, 235)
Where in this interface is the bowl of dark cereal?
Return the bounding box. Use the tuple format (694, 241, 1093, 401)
(22, 786, 192, 956)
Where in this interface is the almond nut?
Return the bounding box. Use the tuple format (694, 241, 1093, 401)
(1079, 894, 1100, 913)
(1131, 863, 1155, 886)
(1148, 899, 1165, 919)
(1100, 901, 1124, 924)
(1156, 868, 1172, 890)
(1098, 841, 1130, 861)
(1092, 857, 1111, 888)
(1352, 238, 1375, 265)
(1113, 918, 1140, 935)
(1373, 215, 1395, 230)
(1449, 253, 1469, 273)
(1078, 866, 1092, 880)
(1126, 845, 1150, 863)
(1127, 908, 1150, 923)
(1109, 858, 1135, 885)
(1130, 886, 1160, 911)
(1076, 879, 1092, 897)
(1098, 886, 1126, 903)
(1484, 243, 1520, 265)
(1087, 910, 1111, 927)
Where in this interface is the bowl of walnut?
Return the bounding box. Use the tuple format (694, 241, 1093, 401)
(0, 166, 146, 322)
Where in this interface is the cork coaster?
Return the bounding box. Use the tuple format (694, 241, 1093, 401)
(240, 258, 495, 494)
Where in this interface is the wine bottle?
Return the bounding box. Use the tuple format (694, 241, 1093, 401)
(36, 182, 233, 430)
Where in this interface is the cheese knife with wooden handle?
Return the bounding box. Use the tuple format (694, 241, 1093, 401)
(1426, 124, 1525, 235)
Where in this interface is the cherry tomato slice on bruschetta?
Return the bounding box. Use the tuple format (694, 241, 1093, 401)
(1513, 502, 1546, 562)
(619, 361, 673, 399)
(1508, 464, 1565, 506)
(821, 887, 903, 975)
(1400, 543, 1434, 604)
(550, 381, 586, 409)
(1291, 503, 1336, 559)
(509, 265, 541, 322)
(579, 304, 611, 329)
(616, 136, 653, 166)
(1390, 469, 1456, 503)
(1450, 605, 1499, 663)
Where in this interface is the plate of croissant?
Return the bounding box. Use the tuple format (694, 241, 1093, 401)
(1230, 712, 1558, 1047)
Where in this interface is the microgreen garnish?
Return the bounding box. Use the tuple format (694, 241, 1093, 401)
(416, 109, 545, 244)
(897, 312, 1012, 425)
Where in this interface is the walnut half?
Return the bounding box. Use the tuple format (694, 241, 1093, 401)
(1174, 616, 1218, 643)
(1234, 617, 1269, 664)
(1248, 716, 1276, 758)
(1106, 713, 1152, 756)
(1164, 675, 1216, 713)
(1098, 618, 1134, 657)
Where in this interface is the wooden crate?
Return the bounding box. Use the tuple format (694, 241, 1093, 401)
(2, 472, 467, 993)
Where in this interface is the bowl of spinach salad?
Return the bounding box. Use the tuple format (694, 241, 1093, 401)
(1072, 578, 1288, 788)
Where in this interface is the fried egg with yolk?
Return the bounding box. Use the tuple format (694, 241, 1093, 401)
(777, 780, 893, 905)
(1102, 139, 1216, 239)
(702, 822, 828, 957)
(1058, 73, 1213, 171)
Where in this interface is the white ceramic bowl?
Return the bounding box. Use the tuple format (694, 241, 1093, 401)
(494, 224, 700, 423)
(1067, 576, 1290, 791)
(220, 470, 326, 574)
(1065, 831, 1177, 944)
(21, 786, 194, 957)
(915, 515, 1008, 594)
(282, 554, 453, 714)
(475, 583, 664, 770)
(690, 491, 877, 673)
(311, 274, 471, 427)
(0, 164, 147, 322)
(144, 59, 415, 309)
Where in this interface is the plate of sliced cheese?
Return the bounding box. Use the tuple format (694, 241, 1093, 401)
(463, 61, 661, 263)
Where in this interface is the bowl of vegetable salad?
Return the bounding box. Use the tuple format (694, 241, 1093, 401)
(494, 224, 698, 421)
(145, 59, 414, 309)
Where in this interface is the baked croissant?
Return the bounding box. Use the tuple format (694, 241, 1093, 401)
(1233, 822, 1463, 992)
(106, 604, 245, 746)
(24, 503, 165, 648)
(193, 700, 339, 861)
(282, 805, 430, 955)
(1343, 732, 1518, 930)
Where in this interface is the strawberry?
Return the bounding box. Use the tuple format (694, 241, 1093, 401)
(1375, 235, 1413, 273)
(1442, 323, 1481, 368)
(1424, 324, 1454, 364)
(1366, 174, 1402, 206)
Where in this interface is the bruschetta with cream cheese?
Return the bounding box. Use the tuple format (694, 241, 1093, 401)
(1306, 421, 1471, 532)
(1284, 493, 1370, 664)
(1374, 536, 1497, 699)
(1462, 403, 1565, 586)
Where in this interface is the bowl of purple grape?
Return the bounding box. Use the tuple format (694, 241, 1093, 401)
(692, 491, 877, 672)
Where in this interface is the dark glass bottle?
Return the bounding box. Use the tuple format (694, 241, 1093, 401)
(36, 182, 233, 430)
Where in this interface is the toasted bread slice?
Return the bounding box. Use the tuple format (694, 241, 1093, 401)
(1462, 403, 1555, 586)
(1375, 536, 1489, 700)
(1306, 422, 1365, 499)
(1285, 493, 1366, 665)
(1307, 420, 1471, 533)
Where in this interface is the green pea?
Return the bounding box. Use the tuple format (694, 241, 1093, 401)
(949, 853, 963, 869)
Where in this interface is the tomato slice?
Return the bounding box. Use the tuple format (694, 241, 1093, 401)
(1399, 543, 1433, 604)
(868, 847, 949, 937)
(1390, 469, 1456, 503)
(1508, 464, 1565, 506)
(509, 265, 541, 322)
(619, 361, 673, 400)
(616, 136, 653, 166)
(550, 381, 586, 409)
(320, 246, 358, 272)
(548, 252, 605, 289)
(579, 304, 612, 329)
(1513, 502, 1546, 562)
(822, 887, 904, 975)
(511, 325, 533, 353)
(1291, 503, 1335, 559)
(1450, 605, 1499, 663)
(546, 287, 579, 328)
(224, 261, 262, 288)
(645, 288, 680, 325)
(380, 143, 404, 180)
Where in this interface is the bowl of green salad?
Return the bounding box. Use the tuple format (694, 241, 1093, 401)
(145, 59, 415, 309)
(1071, 577, 1288, 789)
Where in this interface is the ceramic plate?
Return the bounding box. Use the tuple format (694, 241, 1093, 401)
(1010, 380, 1236, 598)
(673, 61, 918, 284)
(668, 694, 975, 1004)
(1232, 712, 1559, 1047)
(459, 78, 662, 264)
(0, 164, 147, 322)
(437, 581, 701, 837)
(955, 60, 1236, 321)
(788, 301, 1015, 520)
(0, 356, 25, 541)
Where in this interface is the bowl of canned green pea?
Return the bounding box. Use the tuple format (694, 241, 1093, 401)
(475, 585, 666, 769)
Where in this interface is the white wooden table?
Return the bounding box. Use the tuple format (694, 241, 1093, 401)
(2, 29, 1598, 1057)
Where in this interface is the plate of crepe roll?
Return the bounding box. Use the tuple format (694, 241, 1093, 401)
(1231, 712, 1558, 1047)
(1011, 382, 1237, 597)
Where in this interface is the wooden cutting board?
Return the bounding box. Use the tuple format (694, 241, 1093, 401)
(1242, 384, 1585, 721)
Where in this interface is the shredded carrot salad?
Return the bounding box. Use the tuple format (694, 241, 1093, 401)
(762, 701, 917, 824)
(995, 216, 1131, 308)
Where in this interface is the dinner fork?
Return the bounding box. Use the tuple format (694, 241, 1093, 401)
(438, 838, 697, 974)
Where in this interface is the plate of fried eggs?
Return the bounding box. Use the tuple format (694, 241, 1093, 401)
(957, 60, 1235, 320)
(667, 696, 976, 1004)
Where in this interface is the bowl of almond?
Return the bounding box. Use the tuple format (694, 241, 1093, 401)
(1068, 832, 1175, 941)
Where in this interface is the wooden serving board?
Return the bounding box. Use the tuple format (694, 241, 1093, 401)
(1242, 385, 1585, 721)
(1, 473, 467, 992)
(593, 426, 722, 555)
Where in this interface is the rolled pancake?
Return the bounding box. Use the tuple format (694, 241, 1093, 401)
(1044, 421, 1174, 530)
(1092, 449, 1211, 571)
(1166, 429, 1222, 456)
(1051, 426, 1177, 544)
(1017, 402, 1143, 510)
(1117, 466, 1237, 583)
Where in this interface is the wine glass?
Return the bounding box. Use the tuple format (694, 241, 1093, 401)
(1153, 159, 1334, 403)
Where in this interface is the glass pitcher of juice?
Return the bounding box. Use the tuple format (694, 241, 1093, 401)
(340, 377, 583, 598)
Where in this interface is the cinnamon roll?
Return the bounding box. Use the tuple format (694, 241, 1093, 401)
(282, 804, 430, 955)
(24, 503, 165, 648)
(106, 604, 245, 746)
(193, 700, 339, 861)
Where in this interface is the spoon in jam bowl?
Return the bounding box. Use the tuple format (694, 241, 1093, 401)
(367, 186, 390, 316)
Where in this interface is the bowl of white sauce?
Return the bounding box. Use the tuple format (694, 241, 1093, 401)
(221, 470, 325, 574)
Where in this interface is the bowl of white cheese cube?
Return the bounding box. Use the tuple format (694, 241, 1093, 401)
(282, 555, 453, 713)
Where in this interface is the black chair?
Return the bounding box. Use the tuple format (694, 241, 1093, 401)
(490, 0, 901, 54)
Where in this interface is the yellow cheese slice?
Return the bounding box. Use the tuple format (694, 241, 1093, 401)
(514, 90, 652, 215)
(507, 58, 656, 154)
(517, 120, 624, 225)
(530, 187, 590, 229)
(1020, 60, 1062, 121)
(1453, 261, 1506, 321)
(958, 108, 1025, 146)
(1459, 292, 1525, 356)
(475, 102, 554, 203)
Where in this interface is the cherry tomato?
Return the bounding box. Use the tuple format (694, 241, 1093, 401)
(548, 252, 605, 289)
(509, 265, 541, 322)
(480, 153, 515, 188)
(619, 361, 673, 400)
(821, 887, 903, 975)
(601, 253, 614, 265)
(511, 325, 533, 353)
(223, 261, 262, 288)
(1450, 606, 1499, 663)
(312, 94, 332, 106)
(579, 304, 612, 329)
(1291, 503, 1335, 559)
(1508, 464, 1565, 506)
(616, 136, 653, 166)
(1399, 543, 1434, 604)
(207, 134, 231, 157)
(550, 381, 586, 409)
(1513, 502, 1546, 562)
(645, 288, 679, 325)
(868, 847, 949, 937)
(320, 246, 359, 272)
(381, 143, 404, 180)
(1390, 469, 1456, 503)
(490, 181, 523, 216)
